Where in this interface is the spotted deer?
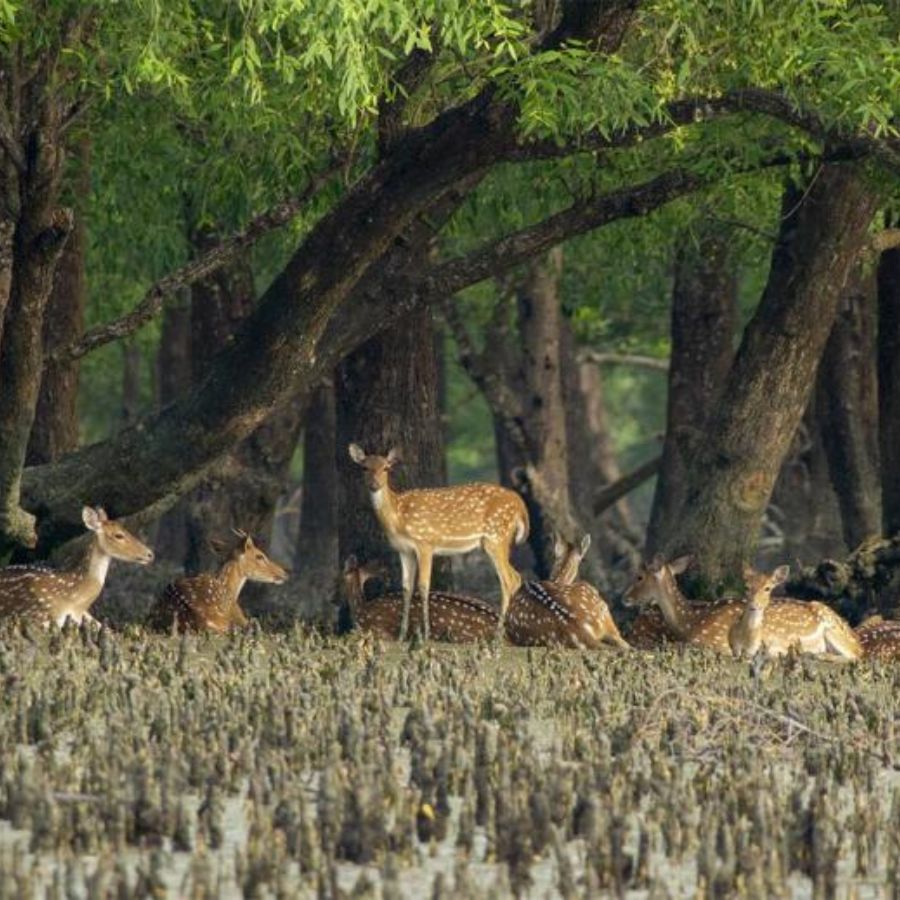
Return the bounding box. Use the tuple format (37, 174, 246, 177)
(505, 534, 629, 650)
(855, 616, 900, 660)
(348, 444, 528, 640)
(727, 565, 862, 660)
(0, 506, 154, 626)
(624, 556, 862, 660)
(340, 556, 500, 642)
(147, 531, 288, 633)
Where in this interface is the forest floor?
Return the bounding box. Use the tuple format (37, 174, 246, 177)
(0, 572, 899, 898)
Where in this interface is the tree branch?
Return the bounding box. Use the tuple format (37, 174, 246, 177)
(593, 455, 662, 515)
(578, 350, 669, 372)
(56, 158, 346, 363)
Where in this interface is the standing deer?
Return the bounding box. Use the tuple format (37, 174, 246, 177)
(0, 506, 154, 626)
(505, 534, 629, 649)
(623, 556, 862, 660)
(147, 531, 288, 633)
(340, 555, 500, 642)
(348, 444, 528, 640)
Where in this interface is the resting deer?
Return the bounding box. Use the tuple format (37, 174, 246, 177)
(505, 534, 629, 650)
(349, 444, 528, 640)
(147, 531, 288, 633)
(0, 506, 154, 627)
(624, 557, 862, 660)
(727, 565, 862, 660)
(340, 555, 500, 642)
(855, 616, 900, 660)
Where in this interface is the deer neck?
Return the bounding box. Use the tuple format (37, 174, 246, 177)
(67, 538, 111, 613)
(218, 560, 247, 606)
(370, 481, 402, 535)
(654, 575, 694, 638)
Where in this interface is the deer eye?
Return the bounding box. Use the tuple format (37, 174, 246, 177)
(114, 532, 125, 540)
(256, 553, 265, 561)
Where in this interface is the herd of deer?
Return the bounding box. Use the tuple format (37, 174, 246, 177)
(0, 444, 898, 662)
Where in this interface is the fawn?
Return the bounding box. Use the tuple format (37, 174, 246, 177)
(0, 506, 154, 626)
(505, 534, 629, 650)
(340, 555, 501, 642)
(349, 444, 528, 640)
(148, 531, 288, 633)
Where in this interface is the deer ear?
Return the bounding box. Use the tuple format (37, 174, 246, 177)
(343, 555, 359, 574)
(348, 443, 367, 465)
(209, 538, 229, 556)
(386, 447, 402, 467)
(771, 565, 790, 586)
(243, 535, 254, 551)
(669, 556, 692, 575)
(82, 506, 103, 532)
(553, 532, 566, 560)
(579, 534, 592, 556)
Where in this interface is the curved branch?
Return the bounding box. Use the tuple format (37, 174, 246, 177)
(56, 157, 346, 363)
(578, 350, 669, 372)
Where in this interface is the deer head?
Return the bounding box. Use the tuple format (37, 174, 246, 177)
(211, 531, 289, 584)
(550, 533, 591, 585)
(83, 506, 154, 565)
(745, 565, 790, 613)
(348, 444, 401, 492)
(622, 554, 690, 608)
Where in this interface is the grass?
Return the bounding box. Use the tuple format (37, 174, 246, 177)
(0, 621, 899, 897)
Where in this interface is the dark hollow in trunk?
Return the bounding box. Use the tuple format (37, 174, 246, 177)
(878, 245, 900, 536)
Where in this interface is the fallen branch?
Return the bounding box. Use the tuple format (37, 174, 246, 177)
(593, 455, 662, 515)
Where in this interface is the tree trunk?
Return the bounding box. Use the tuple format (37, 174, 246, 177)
(120, 340, 143, 425)
(335, 307, 448, 590)
(26, 142, 90, 466)
(295, 380, 339, 622)
(877, 244, 900, 536)
(670, 167, 879, 583)
(647, 228, 737, 555)
(153, 296, 193, 561)
(816, 273, 881, 550)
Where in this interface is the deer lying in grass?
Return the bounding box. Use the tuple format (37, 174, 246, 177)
(505, 534, 629, 650)
(147, 531, 288, 633)
(623, 556, 862, 661)
(349, 444, 528, 640)
(0, 506, 154, 627)
(855, 616, 900, 660)
(340, 555, 500, 642)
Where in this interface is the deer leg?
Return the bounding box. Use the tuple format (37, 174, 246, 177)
(399, 552, 416, 641)
(416, 547, 433, 641)
(483, 538, 521, 621)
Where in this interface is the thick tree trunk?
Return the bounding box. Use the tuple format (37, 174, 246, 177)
(295, 380, 339, 622)
(647, 229, 737, 555)
(336, 307, 448, 590)
(670, 167, 879, 582)
(26, 143, 90, 466)
(877, 245, 900, 536)
(816, 274, 881, 550)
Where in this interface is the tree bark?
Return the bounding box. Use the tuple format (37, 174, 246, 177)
(877, 244, 900, 535)
(335, 306, 448, 589)
(26, 141, 90, 466)
(646, 228, 737, 555)
(295, 380, 339, 622)
(670, 166, 879, 582)
(816, 273, 881, 550)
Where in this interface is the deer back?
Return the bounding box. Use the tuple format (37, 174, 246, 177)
(857, 619, 900, 659)
(148, 575, 247, 634)
(506, 580, 625, 649)
(393, 484, 528, 547)
(0, 565, 86, 625)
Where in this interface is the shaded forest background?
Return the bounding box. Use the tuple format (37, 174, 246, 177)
(5, 0, 900, 622)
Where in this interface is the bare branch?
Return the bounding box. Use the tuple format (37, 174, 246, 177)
(56, 158, 346, 362)
(578, 350, 669, 372)
(593, 455, 662, 515)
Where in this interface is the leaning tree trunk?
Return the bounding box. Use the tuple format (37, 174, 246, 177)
(646, 228, 737, 555)
(816, 272, 881, 551)
(26, 141, 90, 466)
(335, 306, 448, 593)
(295, 380, 339, 623)
(877, 243, 900, 536)
(669, 166, 879, 584)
